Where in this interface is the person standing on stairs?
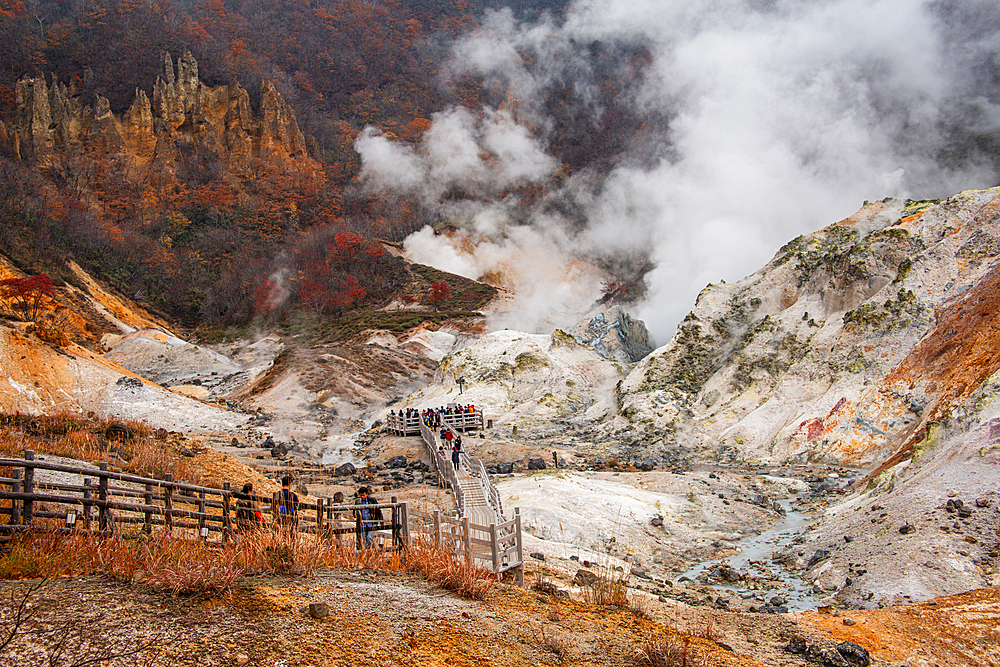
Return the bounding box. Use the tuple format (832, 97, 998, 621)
(451, 436, 462, 471)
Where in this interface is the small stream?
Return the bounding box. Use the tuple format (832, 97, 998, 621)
(679, 498, 822, 611)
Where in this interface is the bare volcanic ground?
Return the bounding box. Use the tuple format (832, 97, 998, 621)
(2, 573, 997, 667)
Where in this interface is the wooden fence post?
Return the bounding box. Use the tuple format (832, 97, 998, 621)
(163, 474, 173, 532)
(22, 451, 35, 526)
(82, 479, 92, 530)
(400, 502, 409, 546)
(98, 462, 108, 532)
(316, 497, 324, 534)
(433, 509, 441, 548)
(462, 516, 471, 565)
(10, 468, 21, 525)
(142, 483, 153, 534)
(390, 496, 398, 548)
(222, 482, 232, 543)
(271, 491, 279, 525)
(355, 506, 362, 549)
(197, 490, 207, 539)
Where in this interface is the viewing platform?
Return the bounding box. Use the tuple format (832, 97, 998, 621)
(386, 405, 484, 436)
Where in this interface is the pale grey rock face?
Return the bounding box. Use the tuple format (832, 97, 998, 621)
(572, 305, 653, 364)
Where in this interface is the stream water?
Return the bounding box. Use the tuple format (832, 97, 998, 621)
(679, 497, 823, 611)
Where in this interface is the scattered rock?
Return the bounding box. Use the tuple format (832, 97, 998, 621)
(530, 552, 545, 561)
(574, 569, 599, 586)
(115, 377, 143, 390)
(976, 497, 991, 508)
(807, 549, 830, 567)
(308, 603, 329, 619)
(650, 515, 664, 527)
(842, 617, 856, 626)
(179, 447, 197, 457)
(630, 565, 650, 579)
(387, 455, 407, 468)
(638, 458, 656, 471)
(836, 641, 871, 667)
(527, 458, 547, 470)
(899, 523, 916, 535)
(335, 463, 357, 477)
(497, 462, 514, 474)
(236, 654, 250, 666)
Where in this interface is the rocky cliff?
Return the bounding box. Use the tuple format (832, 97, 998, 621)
(611, 187, 1000, 468)
(9, 50, 309, 173)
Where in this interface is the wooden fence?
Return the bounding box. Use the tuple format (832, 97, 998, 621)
(0, 451, 408, 549)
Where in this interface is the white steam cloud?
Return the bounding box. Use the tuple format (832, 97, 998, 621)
(358, 0, 1000, 344)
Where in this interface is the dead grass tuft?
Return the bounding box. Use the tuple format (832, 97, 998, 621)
(636, 632, 708, 667)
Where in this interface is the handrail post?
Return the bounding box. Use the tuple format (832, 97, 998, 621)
(10, 467, 21, 525)
(163, 474, 173, 532)
(98, 462, 108, 532)
(490, 522, 499, 576)
(222, 482, 232, 543)
(22, 451, 34, 526)
(143, 482, 153, 534)
(514, 507, 524, 586)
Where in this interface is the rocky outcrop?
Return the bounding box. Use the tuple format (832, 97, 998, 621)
(572, 304, 653, 364)
(610, 188, 1000, 467)
(10, 50, 309, 171)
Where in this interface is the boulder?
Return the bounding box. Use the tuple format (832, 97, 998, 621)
(527, 458, 547, 470)
(335, 462, 357, 477)
(574, 569, 599, 586)
(498, 462, 515, 474)
(387, 455, 407, 469)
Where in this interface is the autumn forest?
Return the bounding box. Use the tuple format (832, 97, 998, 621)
(0, 0, 638, 332)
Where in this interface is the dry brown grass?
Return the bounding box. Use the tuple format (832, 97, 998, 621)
(0, 412, 203, 485)
(636, 631, 708, 667)
(0, 529, 497, 599)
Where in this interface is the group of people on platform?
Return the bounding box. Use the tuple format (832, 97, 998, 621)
(389, 405, 478, 427)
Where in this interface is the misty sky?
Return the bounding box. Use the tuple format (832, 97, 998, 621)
(357, 0, 1000, 346)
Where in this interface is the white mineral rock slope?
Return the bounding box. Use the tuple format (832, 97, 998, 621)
(613, 188, 1000, 467)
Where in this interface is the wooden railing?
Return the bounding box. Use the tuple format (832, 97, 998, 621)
(410, 508, 524, 584)
(0, 451, 408, 549)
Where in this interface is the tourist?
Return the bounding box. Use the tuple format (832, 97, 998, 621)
(278, 475, 298, 528)
(356, 486, 382, 548)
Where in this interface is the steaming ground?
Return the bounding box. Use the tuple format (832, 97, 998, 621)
(357, 0, 1000, 342)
